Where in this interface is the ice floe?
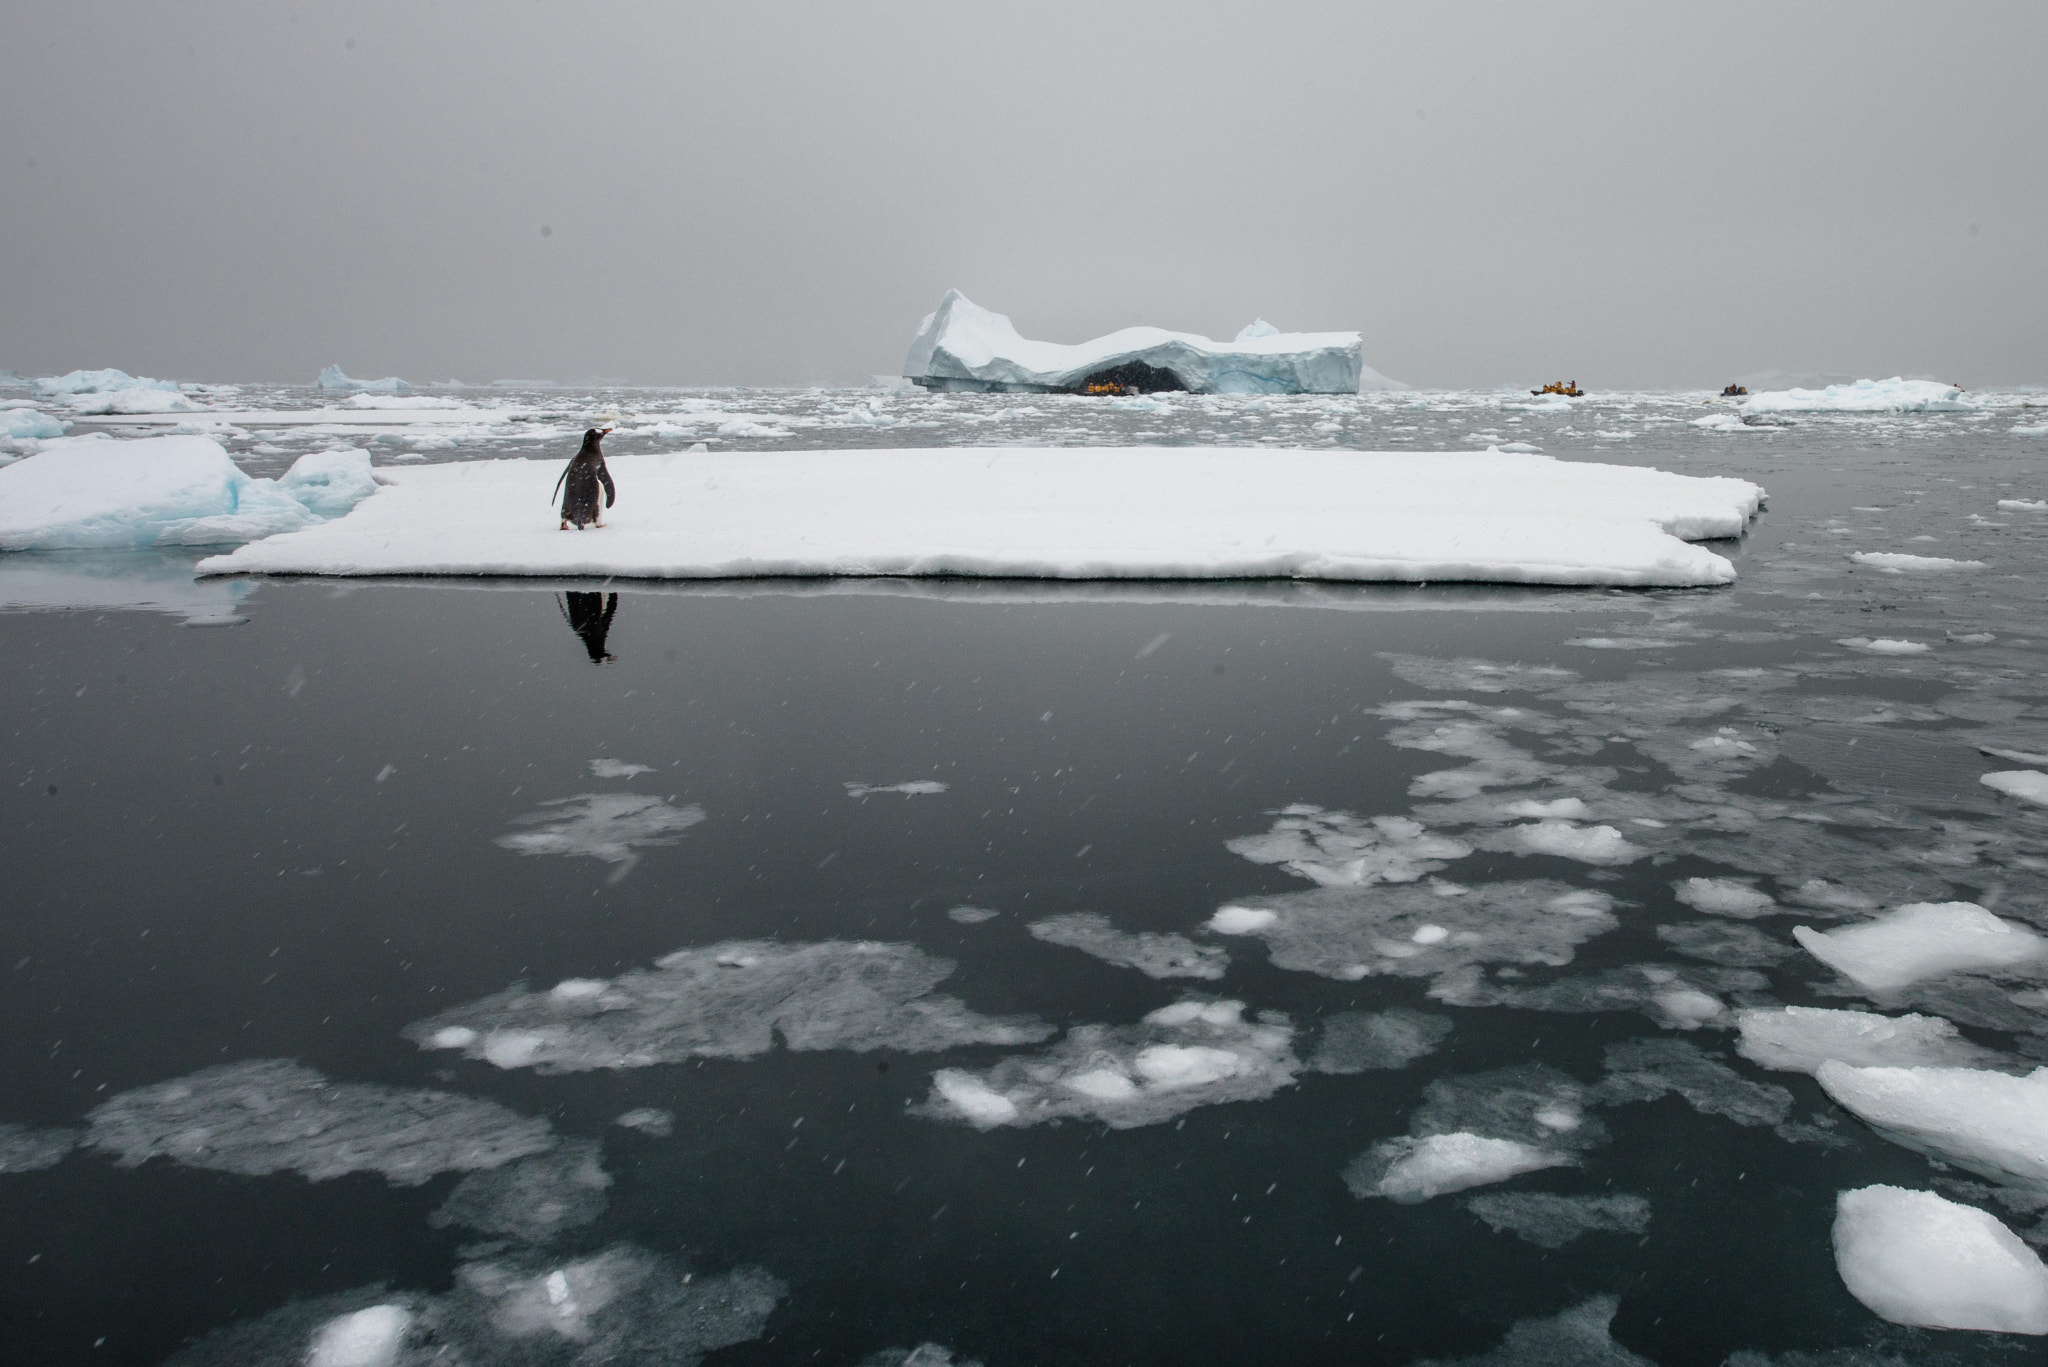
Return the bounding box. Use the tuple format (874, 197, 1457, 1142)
(0, 436, 375, 551)
(1028, 912, 1229, 979)
(1833, 636, 1930, 656)
(1656, 920, 1796, 968)
(1463, 1191, 1651, 1248)
(1817, 1063, 2048, 1190)
(1983, 770, 2048, 808)
(430, 1138, 610, 1244)
(85, 1059, 556, 1185)
(194, 448, 1766, 588)
(0, 1123, 78, 1173)
(903, 290, 1371, 394)
(845, 780, 949, 797)
(0, 407, 67, 441)
(70, 386, 201, 415)
(946, 905, 1000, 924)
(1309, 1008, 1453, 1073)
(1412, 1296, 1651, 1367)
(1736, 1005, 2005, 1075)
(317, 364, 408, 392)
(1349, 1132, 1572, 1203)
(1850, 551, 1988, 573)
(614, 1107, 674, 1137)
(1346, 1065, 1604, 1202)
(305, 1303, 410, 1367)
(920, 997, 1295, 1131)
(1208, 880, 1617, 983)
(1793, 901, 2046, 992)
(1673, 877, 1778, 918)
(409, 940, 1051, 1071)
(1593, 1038, 1792, 1128)
(1225, 804, 1470, 885)
(1833, 1185, 2048, 1333)
(588, 758, 654, 779)
(497, 794, 706, 881)
(1740, 378, 1974, 415)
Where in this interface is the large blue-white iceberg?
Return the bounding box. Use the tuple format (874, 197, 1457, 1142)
(902, 291, 1392, 395)
(317, 364, 410, 393)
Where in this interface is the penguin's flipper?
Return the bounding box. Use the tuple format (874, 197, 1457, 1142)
(599, 462, 616, 508)
(552, 465, 571, 503)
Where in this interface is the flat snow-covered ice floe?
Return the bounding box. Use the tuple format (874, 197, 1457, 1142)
(195, 447, 1765, 588)
(903, 290, 1390, 394)
(1739, 377, 1974, 415)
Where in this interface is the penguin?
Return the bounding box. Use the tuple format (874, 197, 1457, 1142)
(553, 428, 616, 529)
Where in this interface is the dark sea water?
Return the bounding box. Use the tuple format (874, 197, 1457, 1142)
(3, 386, 2047, 1366)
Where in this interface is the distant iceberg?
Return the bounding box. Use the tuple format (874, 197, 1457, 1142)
(1740, 377, 1973, 415)
(902, 291, 1395, 395)
(317, 364, 409, 393)
(1, 408, 69, 441)
(35, 368, 181, 397)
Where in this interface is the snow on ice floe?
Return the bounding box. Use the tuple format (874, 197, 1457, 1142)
(1309, 1008, 1452, 1073)
(1412, 1296, 1650, 1367)
(1850, 551, 1988, 573)
(1208, 880, 1617, 983)
(1593, 1038, 1792, 1129)
(163, 1244, 784, 1367)
(409, 940, 1050, 1072)
(1225, 804, 1470, 885)
(0, 1123, 78, 1173)
(902, 290, 1378, 394)
(1793, 901, 2047, 993)
(1833, 1185, 2048, 1334)
(429, 1138, 610, 1244)
(845, 780, 949, 797)
(1983, 770, 2048, 808)
(1740, 378, 1974, 415)
(1464, 1192, 1650, 1249)
(1818, 1063, 2048, 1189)
(317, 364, 408, 392)
(920, 998, 1295, 1131)
(84, 1059, 556, 1186)
(0, 437, 376, 551)
(1736, 1005, 2007, 1075)
(497, 794, 705, 881)
(1028, 912, 1229, 980)
(1345, 1065, 1602, 1203)
(193, 448, 1766, 588)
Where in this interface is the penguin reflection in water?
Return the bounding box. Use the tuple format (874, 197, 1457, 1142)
(554, 427, 616, 529)
(558, 591, 619, 663)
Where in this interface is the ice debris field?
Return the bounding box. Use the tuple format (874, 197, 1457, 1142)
(185, 446, 1763, 586)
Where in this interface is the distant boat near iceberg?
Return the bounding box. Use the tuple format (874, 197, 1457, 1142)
(902, 291, 1401, 395)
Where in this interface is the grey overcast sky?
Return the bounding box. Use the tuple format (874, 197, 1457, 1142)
(3, 1, 2042, 389)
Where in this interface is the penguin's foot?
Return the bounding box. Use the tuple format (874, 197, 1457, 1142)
(559, 520, 570, 530)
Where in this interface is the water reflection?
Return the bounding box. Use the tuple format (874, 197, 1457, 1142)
(557, 590, 618, 663)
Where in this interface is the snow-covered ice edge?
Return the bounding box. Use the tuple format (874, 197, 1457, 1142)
(195, 448, 1763, 587)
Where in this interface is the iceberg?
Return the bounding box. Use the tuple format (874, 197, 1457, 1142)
(195, 447, 1765, 588)
(902, 290, 1387, 394)
(1740, 377, 1974, 415)
(69, 387, 201, 415)
(34, 368, 180, 396)
(1833, 1186, 2048, 1334)
(317, 364, 409, 393)
(0, 437, 376, 551)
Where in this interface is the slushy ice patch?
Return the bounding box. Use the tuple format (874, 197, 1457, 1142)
(1592, 1039, 1793, 1128)
(85, 1059, 555, 1185)
(1463, 1192, 1651, 1248)
(1225, 804, 1471, 886)
(1028, 912, 1229, 980)
(920, 998, 1296, 1130)
(410, 940, 1051, 1071)
(0, 1123, 78, 1173)
(1411, 1296, 1653, 1367)
(1429, 962, 1765, 1030)
(497, 794, 706, 880)
(1346, 1065, 1603, 1202)
(430, 1138, 611, 1244)
(1309, 1009, 1453, 1074)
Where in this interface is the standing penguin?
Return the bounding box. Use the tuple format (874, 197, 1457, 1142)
(554, 428, 616, 530)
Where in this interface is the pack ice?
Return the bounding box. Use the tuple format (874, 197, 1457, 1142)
(0, 437, 377, 551)
(195, 447, 1765, 588)
(1832, 1185, 2048, 1334)
(1739, 377, 1975, 415)
(902, 290, 1385, 394)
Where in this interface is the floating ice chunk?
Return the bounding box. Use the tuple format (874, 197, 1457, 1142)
(1411, 1295, 1651, 1367)
(1793, 902, 2046, 992)
(1673, 877, 1777, 918)
(1594, 1038, 1792, 1127)
(193, 448, 1766, 589)
(1741, 378, 1973, 415)
(1374, 1063, 1607, 1166)
(1510, 820, 1645, 866)
(1310, 1009, 1453, 1073)
(614, 1107, 674, 1137)
(945, 905, 1000, 924)
(1465, 1192, 1651, 1248)
(408, 939, 1050, 1071)
(1348, 1133, 1571, 1203)
(0, 1123, 78, 1173)
(919, 997, 1296, 1130)
(1983, 771, 2048, 808)
(1225, 804, 1471, 885)
(904, 290, 1370, 394)
(497, 794, 706, 882)
(1501, 797, 1589, 819)
(1693, 411, 1763, 432)
(275, 448, 379, 519)
(1736, 1006, 2003, 1075)
(70, 386, 201, 415)
(317, 365, 408, 392)
(431, 1138, 611, 1243)
(0, 408, 67, 440)
(0, 435, 323, 551)
(1207, 880, 1616, 982)
(1850, 551, 1989, 573)
(1998, 498, 2048, 511)
(1817, 1063, 2048, 1189)
(339, 393, 464, 410)
(36, 368, 179, 395)
(85, 1059, 555, 1185)
(1833, 1185, 2048, 1333)
(1835, 637, 1930, 655)
(588, 758, 654, 779)
(305, 1304, 412, 1367)
(844, 780, 949, 797)
(1028, 912, 1229, 980)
